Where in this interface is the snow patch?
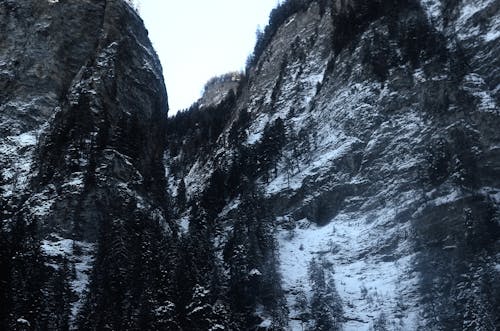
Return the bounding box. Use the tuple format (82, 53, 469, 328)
(249, 268, 262, 276)
(70, 241, 95, 328)
(16, 318, 31, 325)
(455, 0, 497, 39)
(0, 129, 42, 196)
(41, 236, 95, 329)
(259, 318, 272, 328)
(279, 208, 419, 330)
(462, 73, 499, 115)
(458, 0, 493, 25)
(484, 29, 500, 42)
(179, 215, 190, 234)
(42, 238, 74, 257)
(432, 189, 462, 206)
(420, 0, 443, 28)
(484, 15, 500, 42)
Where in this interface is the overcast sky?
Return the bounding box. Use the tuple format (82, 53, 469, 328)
(139, 1, 281, 115)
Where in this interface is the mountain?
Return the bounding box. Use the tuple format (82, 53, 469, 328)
(0, 0, 174, 329)
(1, 0, 499, 330)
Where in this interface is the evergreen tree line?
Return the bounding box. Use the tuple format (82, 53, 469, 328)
(247, 0, 318, 70)
(0, 187, 289, 329)
(165, 99, 292, 328)
(247, 0, 447, 76)
(171, 188, 288, 330)
(167, 91, 237, 170)
(0, 194, 73, 330)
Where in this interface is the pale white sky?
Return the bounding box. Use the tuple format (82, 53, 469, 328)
(139, 1, 281, 115)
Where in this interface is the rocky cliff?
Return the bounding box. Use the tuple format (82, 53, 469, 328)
(166, 0, 500, 330)
(0, 0, 173, 329)
(1, 0, 499, 330)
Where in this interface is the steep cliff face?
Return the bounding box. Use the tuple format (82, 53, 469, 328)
(0, 0, 173, 329)
(166, 0, 500, 329)
(1, 0, 499, 330)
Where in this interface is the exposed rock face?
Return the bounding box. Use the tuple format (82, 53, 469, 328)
(199, 72, 242, 108)
(1, 0, 169, 238)
(166, 0, 500, 329)
(0, 0, 172, 329)
(1, 0, 169, 235)
(1, 0, 499, 330)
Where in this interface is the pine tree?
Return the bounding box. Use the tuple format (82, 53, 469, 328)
(42, 258, 73, 331)
(0, 172, 10, 329)
(8, 218, 45, 330)
(224, 189, 288, 329)
(293, 289, 311, 329)
(0, 172, 7, 221)
(186, 284, 218, 330)
(256, 118, 286, 182)
(152, 301, 178, 329)
(176, 178, 187, 211)
(0, 222, 11, 329)
(308, 259, 343, 331)
(78, 214, 130, 330)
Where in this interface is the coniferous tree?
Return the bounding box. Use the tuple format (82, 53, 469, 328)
(308, 259, 343, 331)
(186, 284, 231, 331)
(42, 258, 73, 331)
(8, 218, 45, 330)
(79, 197, 180, 330)
(224, 189, 288, 329)
(257, 118, 286, 182)
(174, 205, 230, 330)
(0, 226, 11, 329)
(225, 221, 253, 327)
(78, 202, 131, 329)
(293, 289, 311, 329)
(176, 178, 187, 212)
(0, 172, 10, 329)
(0, 172, 7, 220)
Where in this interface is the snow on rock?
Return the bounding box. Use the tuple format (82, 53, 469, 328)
(420, 0, 443, 29)
(70, 241, 95, 328)
(184, 159, 212, 199)
(430, 189, 463, 206)
(484, 15, 500, 42)
(279, 209, 420, 331)
(16, 318, 31, 326)
(249, 268, 262, 276)
(271, 72, 428, 329)
(179, 215, 190, 234)
(455, 0, 497, 40)
(41, 235, 95, 328)
(258, 318, 272, 328)
(42, 237, 74, 257)
(462, 73, 499, 115)
(267, 135, 357, 195)
(0, 129, 41, 196)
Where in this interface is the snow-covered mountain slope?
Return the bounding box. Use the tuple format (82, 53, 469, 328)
(165, 0, 500, 329)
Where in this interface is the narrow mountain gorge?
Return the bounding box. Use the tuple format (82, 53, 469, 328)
(1, 0, 499, 330)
